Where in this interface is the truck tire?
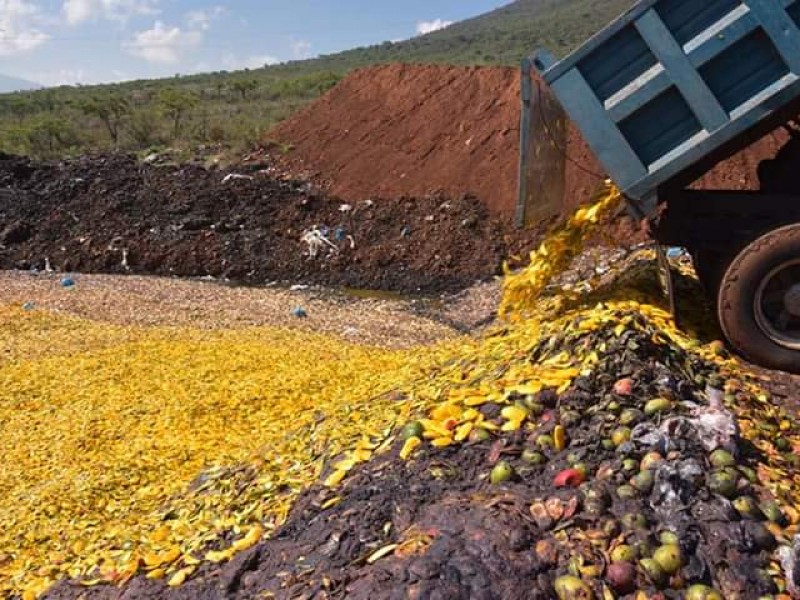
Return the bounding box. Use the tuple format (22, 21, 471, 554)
(717, 223, 800, 373)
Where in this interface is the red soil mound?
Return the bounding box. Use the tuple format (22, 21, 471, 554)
(271, 64, 791, 217)
(270, 65, 527, 216)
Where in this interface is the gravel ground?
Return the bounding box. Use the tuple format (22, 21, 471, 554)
(0, 271, 503, 349)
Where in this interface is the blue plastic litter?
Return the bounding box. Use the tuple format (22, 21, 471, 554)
(334, 226, 347, 242)
(61, 277, 76, 288)
(292, 306, 308, 319)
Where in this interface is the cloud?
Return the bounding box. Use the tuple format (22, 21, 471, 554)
(185, 6, 226, 31)
(0, 0, 50, 56)
(291, 39, 312, 60)
(416, 18, 452, 35)
(222, 52, 279, 70)
(62, 0, 161, 26)
(124, 21, 202, 64)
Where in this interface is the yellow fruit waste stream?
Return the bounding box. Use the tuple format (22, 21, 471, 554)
(0, 184, 621, 597)
(2, 184, 798, 598)
(0, 312, 442, 597)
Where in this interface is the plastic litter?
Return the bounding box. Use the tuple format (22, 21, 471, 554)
(688, 387, 740, 452)
(61, 277, 75, 288)
(221, 173, 254, 184)
(121, 248, 130, 271)
(778, 536, 800, 597)
(22, 302, 35, 311)
(400, 225, 412, 238)
(292, 306, 308, 318)
(301, 227, 338, 258)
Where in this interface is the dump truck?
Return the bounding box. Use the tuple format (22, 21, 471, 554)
(519, 0, 800, 373)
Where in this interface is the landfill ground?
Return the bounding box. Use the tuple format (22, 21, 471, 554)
(3, 79, 800, 597)
(0, 271, 473, 350)
(2, 184, 800, 600)
(0, 152, 536, 294)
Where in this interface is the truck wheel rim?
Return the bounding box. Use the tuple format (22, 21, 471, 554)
(754, 259, 800, 351)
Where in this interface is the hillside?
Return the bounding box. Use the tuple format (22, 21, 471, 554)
(0, 75, 41, 94)
(0, 0, 632, 159)
(269, 0, 633, 74)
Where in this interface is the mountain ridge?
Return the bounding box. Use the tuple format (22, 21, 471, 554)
(264, 0, 633, 76)
(0, 0, 634, 158)
(0, 74, 41, 94)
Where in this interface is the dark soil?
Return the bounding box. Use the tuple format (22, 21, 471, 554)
(43, 306, 799, 600)
(0, 153, 535, 294)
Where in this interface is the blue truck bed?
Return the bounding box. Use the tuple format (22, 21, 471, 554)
(531, 0, 800, 217)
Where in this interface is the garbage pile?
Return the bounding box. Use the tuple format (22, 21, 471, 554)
(292, 302, 800, 600)
(41, 195, 800, 600)
(0, 153, 534, 293)
(44, 278, 800, 599)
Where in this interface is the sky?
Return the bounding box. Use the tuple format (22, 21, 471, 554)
(0, 0, 509, 87)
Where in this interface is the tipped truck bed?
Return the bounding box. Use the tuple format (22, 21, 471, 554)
(531, 0, 800, 217)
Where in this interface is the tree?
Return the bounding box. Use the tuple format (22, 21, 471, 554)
(1, 96, 34, 119)
(214, 81, 226, 99)
(79, 94, 130, 148)
(157, 88, 198, 140)
(32, 90, 57, 113)
(0, 124, 29, 155)
(127, 108, 162, 148)
(231, 79, 258, 100)
(26, 114, 78, 157)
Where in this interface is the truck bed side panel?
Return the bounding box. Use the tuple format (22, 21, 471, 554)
(534, 0, 800, 212)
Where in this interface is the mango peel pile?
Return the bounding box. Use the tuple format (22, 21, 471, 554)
(2, 184, 799, 598)
(0, 312, 447, 597)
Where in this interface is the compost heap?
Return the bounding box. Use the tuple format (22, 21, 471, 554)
(0, 153, 530, 293)
(13, 186, 793, 600)
(269, 64, 797, 218)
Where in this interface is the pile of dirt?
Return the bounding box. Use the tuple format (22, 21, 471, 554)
(43, 295, 800, 599)
(269, 64, 794, 217)
(269, 64, 537, 216)
(0, 154, 534, 294)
